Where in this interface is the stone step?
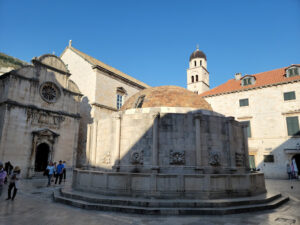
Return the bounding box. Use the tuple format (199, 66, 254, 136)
(30, 172, 47, 179)
(59, 188, 282, 208)
(53, 190, 289, 215)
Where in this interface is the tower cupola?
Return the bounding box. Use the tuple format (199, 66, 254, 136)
(189, 49, 207, 61)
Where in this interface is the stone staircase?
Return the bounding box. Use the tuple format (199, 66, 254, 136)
(30, 172, 47, 179)
(53, 188, 289, 215)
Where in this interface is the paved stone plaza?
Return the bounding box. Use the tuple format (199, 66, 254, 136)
(0, 177, 299, 225)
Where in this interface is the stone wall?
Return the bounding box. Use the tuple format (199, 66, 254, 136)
(94, 69, 145, 109)
(85, 108, 250, 174)
(204, 82, 300, 178)
(73, 169, 266, 199)
(61, 48, 148, 167)
(0, 106, 79, 177)
(61, 49, 96, 103)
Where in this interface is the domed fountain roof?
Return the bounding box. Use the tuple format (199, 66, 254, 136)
(121, 86, 212, 111)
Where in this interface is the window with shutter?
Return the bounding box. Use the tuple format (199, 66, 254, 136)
(240, 120, 251, 138)
(284, 91, 296, 101)
(239, 98, 249, 107)
(286, 116, 300, 136)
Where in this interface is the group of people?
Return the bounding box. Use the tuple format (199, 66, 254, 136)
(45, 160, 66, 186)
(0, 161, 21, 201)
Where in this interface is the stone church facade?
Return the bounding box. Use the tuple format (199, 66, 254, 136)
(188, 48, 300, 178)
(0, 54, 82, 177)
(60, 42, 150, 167)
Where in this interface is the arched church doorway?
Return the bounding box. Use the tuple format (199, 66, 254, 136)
(35, 143, 49, 172)
(292, 154, 300, 177)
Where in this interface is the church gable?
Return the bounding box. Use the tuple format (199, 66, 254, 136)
(34, 54, 70, 75)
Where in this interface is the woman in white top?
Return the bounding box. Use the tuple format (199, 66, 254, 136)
(46, 162, 55, 186)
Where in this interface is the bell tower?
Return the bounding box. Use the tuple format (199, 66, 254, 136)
(187, 46, 209, 94)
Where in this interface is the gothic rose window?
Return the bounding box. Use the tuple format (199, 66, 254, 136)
(40, 82, 60, 103)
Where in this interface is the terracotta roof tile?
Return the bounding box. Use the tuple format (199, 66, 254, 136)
(200, 65, 300, 97)
(121, 86, 212, 111)
(69, 47, 150, 88)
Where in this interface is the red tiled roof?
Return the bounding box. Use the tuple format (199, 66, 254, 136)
(200, 65, 300, 97)
(121, 86, 212, 111)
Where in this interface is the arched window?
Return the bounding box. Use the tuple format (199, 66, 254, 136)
(191, 76, 194, 83)
(200, 60, 202, 66)
(194, 61, 196, 67)
(195, 75, 199, 82)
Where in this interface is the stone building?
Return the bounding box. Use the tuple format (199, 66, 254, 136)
(60, 41, 150, 166)
(187, 48, 300, 179)
(0, 54, 82, 177)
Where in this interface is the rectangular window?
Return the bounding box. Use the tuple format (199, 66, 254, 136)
(249, 155, 256, 170)
(286, 116, 300, 136)
(239, 98, 249, 107)
(284, 91, 296, 101)
(264, 155, 274, 163)
(288, 68, 299, 77)
(116, 94, 123, 109)
(242, 78, 252, 86)
(241, 120, 251, 138)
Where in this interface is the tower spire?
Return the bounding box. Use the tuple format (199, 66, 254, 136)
(196, 44, 199, 50)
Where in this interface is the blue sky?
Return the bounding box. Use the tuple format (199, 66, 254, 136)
(0, 0, 299, 88)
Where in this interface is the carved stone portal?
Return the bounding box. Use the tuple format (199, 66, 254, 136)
(27, 129, 59, 178)
(170, 150, 185, 165)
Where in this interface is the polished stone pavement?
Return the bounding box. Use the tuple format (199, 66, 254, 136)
(0, 177, 299, 225)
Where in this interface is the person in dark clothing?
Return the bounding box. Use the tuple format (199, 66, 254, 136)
(4, 161, 13, 184)
(6, 166, 21, 201)
(62, 161, 66, 182)
(55, 161, 64, 185)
